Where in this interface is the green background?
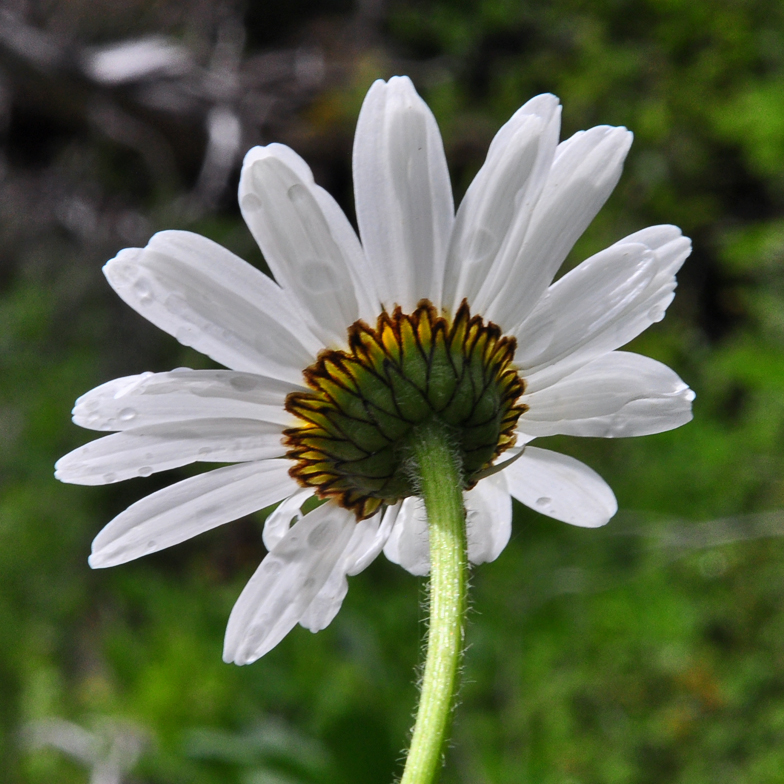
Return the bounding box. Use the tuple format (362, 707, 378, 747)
(2, 0, 784, 781)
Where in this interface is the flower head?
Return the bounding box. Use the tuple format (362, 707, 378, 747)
(56, 77, 693, 665)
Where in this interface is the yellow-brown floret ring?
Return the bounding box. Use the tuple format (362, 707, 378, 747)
(284, 300, 527, 520)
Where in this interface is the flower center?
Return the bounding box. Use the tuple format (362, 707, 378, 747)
(284, 300, 527, 519)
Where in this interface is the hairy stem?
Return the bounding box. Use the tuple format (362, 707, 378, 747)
(400, 419, 468, 784)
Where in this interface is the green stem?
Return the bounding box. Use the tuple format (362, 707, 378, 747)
(400, 419, 468, 784)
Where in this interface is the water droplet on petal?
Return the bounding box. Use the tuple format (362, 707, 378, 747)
(307, 520, 332, 550)
(240, 193, 263, 212)
(111, 263, 136, 284)
(146, 539, 157, 549)
(683, 389, 696, 402)
(535, 496, 552, 508)
(609, 420, 629, 437)
(264, 560, 282, 577)
(245, 624, 267, 648)
(466, 228, 497, 267)
(138, 465, 153, 477)
(103, 472, 118, 483)
(176, 327, 197, 346)
(229, 375, 258, 392)
(648, 306, 666, 323)
(118, 407, 137, 422)
(196, 504, 221, 521)
(133, 278, 154, 303)
(300, 261, 336, 293)
(242, 192, 263, 212)
(86, 412, 100, 424)
(198, 446, 212, 457)
(287, 183, 308, 204)
(165, 292, 189, 316)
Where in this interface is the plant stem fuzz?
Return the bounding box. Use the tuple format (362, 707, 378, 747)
(400, 418, 468, 784)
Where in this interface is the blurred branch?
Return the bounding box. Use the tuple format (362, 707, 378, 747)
(0, 6, 341, 216)
(23, 717, 147, 784)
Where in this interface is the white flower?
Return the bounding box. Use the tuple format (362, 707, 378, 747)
(56, 77, 693, 665)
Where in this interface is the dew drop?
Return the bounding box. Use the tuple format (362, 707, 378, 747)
(307, 520, 332, 550)
(466, 228, 497, 267)
(103, 472, 118, 483)
(683, 389, 696, 402)
(229, 375, 258, 392)
(118, 407, 137, 422)
(609, 420, 629, 437)
(111, 263, 136, 284)
(85, 399, 100, 412)
(133, 278, 154, 303)
(86, 412, 100, 424)
(535, 496, 552, 508)
(198, 446, 212, 457)
(196, 504, 221, 521)
(241, 192, 263, 212)
(146, 539, 157, 549)
(137, 465, 153, 477)
(287, 183, 308, 203)
(648, 306, 666, 323)
(301, 261, 336, 293)
(246, 624, 267, 647)
(264, 561, 282, 577)
(176, 327, 196, 347)
(165, 292, 189, 316)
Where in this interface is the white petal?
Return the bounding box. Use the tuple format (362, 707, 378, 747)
(383, 496, 430, 576)
(72, 369, 296, 432)
(464, 473, 513, 565)
(503, 446, 617, 527)
(444, 94, 561, 311)
(518, 351, 694, 438)
(514, 241, 656, 367)
(239, 145, 376, 344)
(103, 231, 320, 382)
(345, 502, 400, 576)
(296, 566, 350, 634)
(89, 460, 297, 567)
(223, 502, 356, 664)
(478, 126, 634, 331)
(297, 505, 398, 633)
(517, 227, 691, 388)
(383, 477, 513, 574)
(262, 488, 314, 551)
(353, 76, 454, 311)
(56, 419, 285, 485)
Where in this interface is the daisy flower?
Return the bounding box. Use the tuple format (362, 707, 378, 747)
(56, 77, 693, 667)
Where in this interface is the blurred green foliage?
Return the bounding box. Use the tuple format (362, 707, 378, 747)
(2, 0, 784, 782)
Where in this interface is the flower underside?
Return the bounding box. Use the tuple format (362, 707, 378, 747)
(284, 300, 527, 519)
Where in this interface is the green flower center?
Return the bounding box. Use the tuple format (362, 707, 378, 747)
(284, 300, 527, 519)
